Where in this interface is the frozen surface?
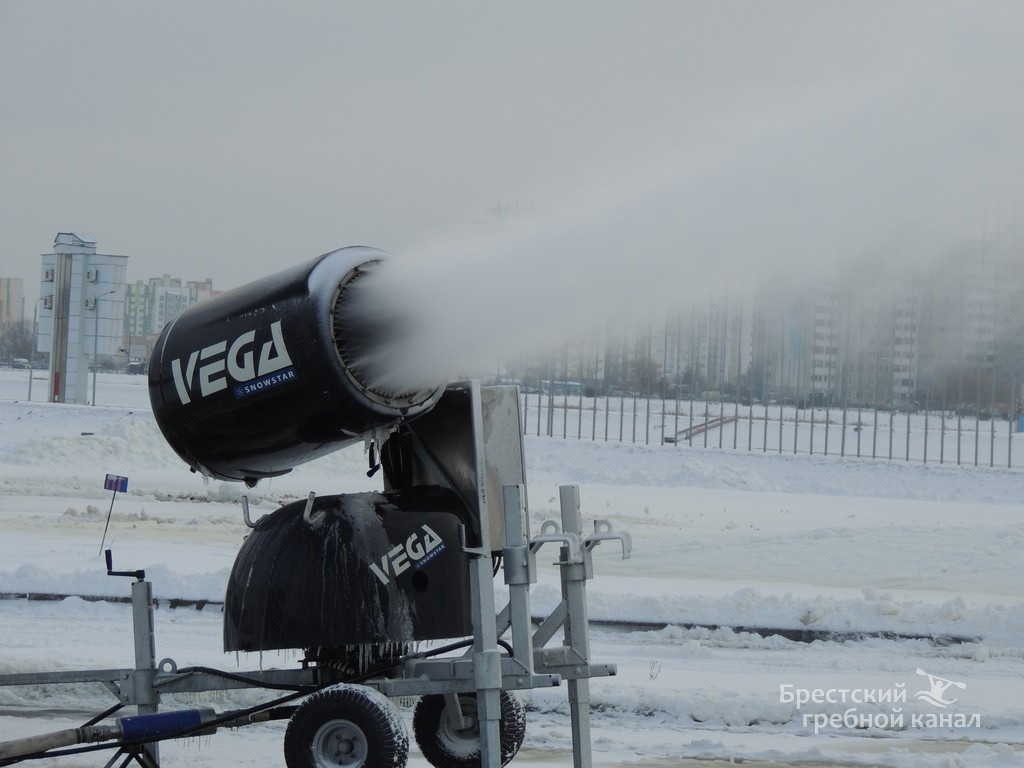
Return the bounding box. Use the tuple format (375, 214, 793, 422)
(0, 370, 1022, 766)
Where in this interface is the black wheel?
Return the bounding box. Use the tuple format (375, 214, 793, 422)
(284, 684, 409, 768)
(413, 690, 526, 768)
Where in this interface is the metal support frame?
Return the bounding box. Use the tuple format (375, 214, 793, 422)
(375, 481, 630, 764)
(0, 486, 630, 767)
(127, 578, 159, 767)
(465, 381, 503, 768)
(0, 382, 632, 768)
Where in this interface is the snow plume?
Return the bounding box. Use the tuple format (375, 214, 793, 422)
(341, 180, 711, 394)
(344, 37, 1023, 393)
(342, 164, 847, 394)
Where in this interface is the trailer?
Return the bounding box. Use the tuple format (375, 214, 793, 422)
(0, 382, 630, 768)
(2, 251, 633, 767)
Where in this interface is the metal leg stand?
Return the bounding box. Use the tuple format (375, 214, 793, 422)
(468, 548, 503, 768)
(464, 385, 504, 768)
(559, 485, 593, 768)
(502, 484, 535, 678)
(130, 578, 160, 767)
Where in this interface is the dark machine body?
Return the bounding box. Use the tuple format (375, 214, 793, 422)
(225, 488, 473, 652)
(148, 247, 487, 658)
(148, 246, 443, 486)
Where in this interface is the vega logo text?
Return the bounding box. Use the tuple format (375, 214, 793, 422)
(171, 320, 294, 405)
(369, 525, 445, 585)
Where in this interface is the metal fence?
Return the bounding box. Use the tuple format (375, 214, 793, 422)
(520, 393, 1020, 469)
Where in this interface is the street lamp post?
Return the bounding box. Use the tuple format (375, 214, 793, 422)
(91, 290, 117, 406)
(27, 296, 47, 402)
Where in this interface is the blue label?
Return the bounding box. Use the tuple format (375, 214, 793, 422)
(233, 367, 298, 399)
(415, 542, 446, 570)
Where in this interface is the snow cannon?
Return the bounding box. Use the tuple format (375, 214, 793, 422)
(134, 248, 626, 768)
(148, 245, 529, 652)
(148, 246, 444, 486)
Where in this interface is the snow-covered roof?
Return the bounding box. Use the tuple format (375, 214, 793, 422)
(53, 232, 97, 247)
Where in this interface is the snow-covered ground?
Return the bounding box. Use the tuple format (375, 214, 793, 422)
(0, 369, 1022, 767)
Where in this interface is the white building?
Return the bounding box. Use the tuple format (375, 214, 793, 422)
(37, 233, 127, 404)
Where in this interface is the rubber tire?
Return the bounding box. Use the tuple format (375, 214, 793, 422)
(284, 684, 409, 768)
(413, 690, 526, 768)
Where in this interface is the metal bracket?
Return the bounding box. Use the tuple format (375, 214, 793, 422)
(584, 519, 632, 559)
(237, 495, 274, 532)
(301, 492, 321, 525)
(529, 520, 582, 562)
(240, 496, 262, 529)
(458, 524, 489, 557)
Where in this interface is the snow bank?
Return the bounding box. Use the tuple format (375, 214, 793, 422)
(1, 372, 1022, 766)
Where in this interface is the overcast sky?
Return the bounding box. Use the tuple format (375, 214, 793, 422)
(2, 1, 1023, 319)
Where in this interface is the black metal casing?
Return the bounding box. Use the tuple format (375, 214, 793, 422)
(224, 489, 473, 652)
(147, 246, 443, 485)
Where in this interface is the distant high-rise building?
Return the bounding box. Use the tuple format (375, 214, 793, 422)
(124, 275, 220, 338)
(916, 237, 1024, 410)
(0, 277, 25, 337)
(747, 275, 920, 409)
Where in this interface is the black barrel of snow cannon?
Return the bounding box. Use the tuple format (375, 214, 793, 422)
(148, 246, 444, 485)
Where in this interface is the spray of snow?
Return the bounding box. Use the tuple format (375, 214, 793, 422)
(342, 65, 1022, 395)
